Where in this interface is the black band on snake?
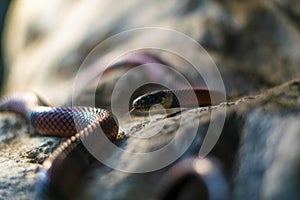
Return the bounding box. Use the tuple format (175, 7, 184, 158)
(0, 53, 227, 199)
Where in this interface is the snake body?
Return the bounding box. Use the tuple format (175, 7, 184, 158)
(0, 53, 228, 199)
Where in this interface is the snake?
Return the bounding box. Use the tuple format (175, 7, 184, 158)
(0, 53, 227, 199)
(132, 89, 224, 112)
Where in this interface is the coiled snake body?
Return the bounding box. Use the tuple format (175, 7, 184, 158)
(0, 53, 228, 199)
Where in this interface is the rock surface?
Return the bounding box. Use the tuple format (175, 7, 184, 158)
(1, 79, 300, 199)
(0, 0, 300, 199)
(76, 80, 300, 200)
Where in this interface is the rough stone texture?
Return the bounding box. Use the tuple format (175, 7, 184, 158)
(0, 113, 57, 199)
(76, 80, 300, 200)
(0, 0, 300, 199)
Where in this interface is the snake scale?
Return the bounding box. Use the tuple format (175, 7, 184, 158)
(0, 53, 228, 199)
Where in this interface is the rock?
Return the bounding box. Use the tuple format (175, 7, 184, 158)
(1, 79, 300, 199)
(0, 113, 57, 199)
(77, 80, 300, 199)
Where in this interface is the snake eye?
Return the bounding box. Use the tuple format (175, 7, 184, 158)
(146, 94, 155, 102)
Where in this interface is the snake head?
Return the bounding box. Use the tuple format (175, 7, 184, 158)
(132, 90, 173, 111)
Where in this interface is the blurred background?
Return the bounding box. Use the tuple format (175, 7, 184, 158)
(0, 0, 10, 92)
(1, 0, 300, 105)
